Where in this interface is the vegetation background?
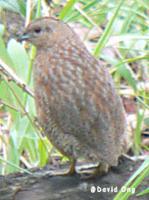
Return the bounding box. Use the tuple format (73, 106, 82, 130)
(0, 0, 148, 199)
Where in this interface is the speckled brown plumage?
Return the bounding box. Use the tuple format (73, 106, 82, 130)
(19, 17, 127, 174)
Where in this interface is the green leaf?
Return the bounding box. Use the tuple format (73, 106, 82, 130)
(0, 156, 31, 174)
(93, 0, 124, 57)
(5, 134, 20, 173)
(144, 117, 149, 126)
(0, 37, 13, 65)
(38, 138, 50, 167)
(0, 24, 5, 36)
(59, 0, 80, 20)
(7, 39, 29, 81)
(137, 187, 149, 196)
(116, 64, 137, 91)
(17, 0, 26, 16)
(114, 159, 149, 200)
(134, 109, 145, 155)
(0, 0, 20, 13)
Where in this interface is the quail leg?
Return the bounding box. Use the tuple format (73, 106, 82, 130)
(56, 158, 76, 176)
(97, 163, 109, 175)
(66, 158, 76, 175)
(80, 163, 109, 179)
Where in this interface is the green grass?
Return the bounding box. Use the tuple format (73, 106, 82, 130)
(0, 0, 148, 199)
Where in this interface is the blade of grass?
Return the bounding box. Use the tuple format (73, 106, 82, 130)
(93, 0, 124, 57)
(133, 109, 145, 155)
(36, 0, 41, 18)
(137, 187, 149, 196)
(0, 156, 32, 174)
(74, 4, 100, 30)
(59, 0, 79, 20)
(114, 159, 149, 200)
(0, 0, 20, 13)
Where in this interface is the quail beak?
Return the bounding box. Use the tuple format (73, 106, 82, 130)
(17, 33, 31, 42)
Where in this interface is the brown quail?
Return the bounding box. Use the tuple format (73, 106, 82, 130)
(19, 17, 127, 175)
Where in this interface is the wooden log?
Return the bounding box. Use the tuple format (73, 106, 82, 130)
(0, 157, 148, 200)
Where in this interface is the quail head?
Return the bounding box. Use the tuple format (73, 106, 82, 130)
(19, 17, 127, 175)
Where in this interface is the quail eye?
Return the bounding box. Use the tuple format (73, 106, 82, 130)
(34, 27, 41, 33)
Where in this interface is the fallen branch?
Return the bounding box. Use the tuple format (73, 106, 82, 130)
(0, 58, 34, 97)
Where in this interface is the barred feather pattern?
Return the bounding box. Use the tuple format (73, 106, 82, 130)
(22, 17, 126, 167)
